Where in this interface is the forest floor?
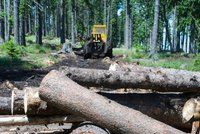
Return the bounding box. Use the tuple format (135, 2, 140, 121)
(0, 36, 199, 71)
(114, 48, 199, 71)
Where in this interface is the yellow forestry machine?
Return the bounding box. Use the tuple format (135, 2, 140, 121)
(83, 25, 113, 59)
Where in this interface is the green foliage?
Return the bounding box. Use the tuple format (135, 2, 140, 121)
(25, 44, 50, 54)
(193, 55, 200, 71)
(0, 40, 24, 59)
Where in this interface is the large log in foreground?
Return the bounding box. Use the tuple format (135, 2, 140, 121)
(0, 88, 192, 130)
(0, 87, 194, 130)
(59, 67, 200, 92)
(39, 70, 186, 134)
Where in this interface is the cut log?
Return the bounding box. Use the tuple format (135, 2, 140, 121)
(182, 98, 200, 123)
(59, 66, 200, 92)
(24, 87, 67, 115)
(11, 89, 24, 115)
(24, 88, 192, 130)
(0, 88, 193, 130)
(0, 97, 11, 114)
(191, 121, 200, 134)
(0, 115, 84, 126)
(39, 70, 186, 134)
(0, 88, 12, 97)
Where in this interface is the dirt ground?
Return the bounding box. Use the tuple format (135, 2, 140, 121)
(0, 54, 112, 88)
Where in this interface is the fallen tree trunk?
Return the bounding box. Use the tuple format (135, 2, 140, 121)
(24, 88, 192, 129)
(0, 115, 84, 126)
(182, 98, 200, 123)
(0, 87, 194, 130)
(0, 88, 12, 97)
(11, 89, 24, 114)
(0, 97, 11, 114)
(0, 88, 193, 130)
(24, 87, 67, 115)
(39, 70, 186, 134)
(59, 67, 200, 92)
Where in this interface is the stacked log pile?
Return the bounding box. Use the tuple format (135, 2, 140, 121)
(1, 64, 200, 133)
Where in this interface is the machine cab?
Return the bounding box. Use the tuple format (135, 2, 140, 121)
(92, 25, 107, 43)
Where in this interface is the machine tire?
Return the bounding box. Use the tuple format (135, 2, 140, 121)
(105, 47, 113, 58)
(83, 44, 92, 59)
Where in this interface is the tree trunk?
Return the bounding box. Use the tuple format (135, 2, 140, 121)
(190, 19, 196, 54)
(0, 87, 194, 130)
(19, 10, 26, 46)
(11, 89, 24, 115)
(71, 0, 75, 45)
(182, 98, 200, 123)
(103, 0, 107, 25)
(35, 0, 42, 45)
(56, 3, 60, 37)
(172, 5, 177, 53)
(0, 88, 12, 97)
(39, 70, 185, 134)
(0, 115, 83, 126)
(60, 0, 65, 44)
(4, 0, 10, 41)
(28, 12, 32, 34)
(150, 0, 159, 56)
(0, 97, 11, 114)
(59, 66, 200, 92)
(124, 0, 132, 49)
(0, 0, 4, 42)
(14, 0, 20, 44)
(24, 87, 68, 115)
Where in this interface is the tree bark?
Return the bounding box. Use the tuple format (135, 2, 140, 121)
(0, 115, 84, 126)
(124, 0, 132, 49)
(4, 0, 10, 41)
(35, 0, 42, 45)
(103, 0, 107, 25)
(59, 66, 200, 92)
(0, 0, 4, 42)
(0, 87, 194, 130)
(56, 3, 60, 37)
(182, 98, 200, 123)
(0, 88, 12, 97)
(71, 0, 75, 45)
(150, 0, 159, 56)
(14, 0, 20, 44)
(0, 97, 11, 114)
(172, 5, 177, 53)
(24, 87, 67, 115)
(19, 9, 26, 46)
(60, 0, 65, 44)
(39, 70, 186, 134)
(11, 89, 24, 115)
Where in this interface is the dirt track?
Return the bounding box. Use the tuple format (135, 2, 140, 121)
(0, 54, 111, 88)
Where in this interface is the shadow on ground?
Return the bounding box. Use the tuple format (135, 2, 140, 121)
(0, 56, 39, 71)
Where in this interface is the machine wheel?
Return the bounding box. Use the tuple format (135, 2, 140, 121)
(83, 44, 92, 59)
(70, 122, 110, 134)
(105, 48, 113, 58)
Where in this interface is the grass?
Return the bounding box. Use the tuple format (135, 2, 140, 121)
(113, 48, 200, 71)
(0, 36, 61, 70)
